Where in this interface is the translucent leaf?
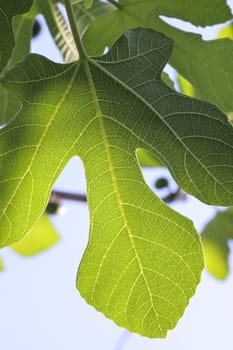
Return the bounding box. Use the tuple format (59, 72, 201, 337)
(82, 1, 233, 112)
(177, 75, 195, 97)
(6, 11, 35, 70)
(0, 0, 33, 72)
(11, 214, 60, 256)
(2, 27, 233, 336)
(202, 208, 233, 280)
(217, 23, 233, 39)
(0, 257, 3, 271)
(136, 148, 161, 167)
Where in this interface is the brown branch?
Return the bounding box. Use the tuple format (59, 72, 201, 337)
(50, 190, 87, 203)
(49, 188, 186, 207)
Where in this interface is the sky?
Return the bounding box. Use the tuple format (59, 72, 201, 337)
(1, 2, 233, 350)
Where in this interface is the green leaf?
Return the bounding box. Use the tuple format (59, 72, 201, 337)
(136, 148, 161, 167)
(157, 21, 233, 113)
(162, 72, 174, 90)
(177, 74, 195, 98)
(0, 0, 33, 72)
(6, 11, 35, 70)
(201, 208, 233, 280)
(11, 214, 60, 256)
(82, 0, 231, 56)
(82, 1, 233, 112)
(151, 0, 232, 27)
(74, 0, 114, 37)
(36, 0, 79, 63)
(0, 85, 21, 125)
(0, 27, 231, 336)
(0, 257, 3, 270)
(84, 0, 93, 9)
(217, 23, 233, 39)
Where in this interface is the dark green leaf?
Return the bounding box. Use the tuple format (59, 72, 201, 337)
(0, 85, 21, 125)
(0, 0, 33, 72)
(82, 1, 233, 112)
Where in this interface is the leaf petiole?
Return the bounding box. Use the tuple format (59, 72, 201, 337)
(63, 0, 86, 60)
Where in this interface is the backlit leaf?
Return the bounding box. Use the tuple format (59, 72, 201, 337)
(11, 214, 60, 256)
(1, 27, 233, 336)
(202, 208, 233, 280)
(82, 1, 233, 112)
(0, 0, 33, 72)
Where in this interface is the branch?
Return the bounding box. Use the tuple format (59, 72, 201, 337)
(50, 190, 87, 203)
(48, 188, 186, 209)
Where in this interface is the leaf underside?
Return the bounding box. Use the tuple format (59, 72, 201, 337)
(2, 27, 233, 337)
(82, 0, 233, 112)
(0, 0, 33, 72)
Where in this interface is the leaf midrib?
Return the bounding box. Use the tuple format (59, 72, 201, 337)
(83, 59, 163, 335)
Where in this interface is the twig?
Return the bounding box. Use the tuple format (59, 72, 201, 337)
(50, 190, 87, 203)
(49, 188, 185, 206)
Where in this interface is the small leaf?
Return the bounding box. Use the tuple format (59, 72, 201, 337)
(0, 257, 4, 271)
(217, 23, 233, 39)
(201, 208, 233, 280)
(82, 1, 233, 112)
(136, 148, 161, 167)
(11, 214, 60, 256)
(161, 72, 174, 90)
(0, 0, 33, 72)
(177, 74, 195, 97)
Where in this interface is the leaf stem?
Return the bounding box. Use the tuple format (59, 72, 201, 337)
(107, 0, 122, 9)
(63, 0, 86, 60)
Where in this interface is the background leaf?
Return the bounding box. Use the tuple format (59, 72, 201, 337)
(218, 22, 233, 39)
(202, 208, 233, 280)
(82, 1, 233, 113)
(11, 214, 60, 256)
(0, 257, 3, 270)
(177, 74, 195, 98)
(0, 0, 33, 72)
